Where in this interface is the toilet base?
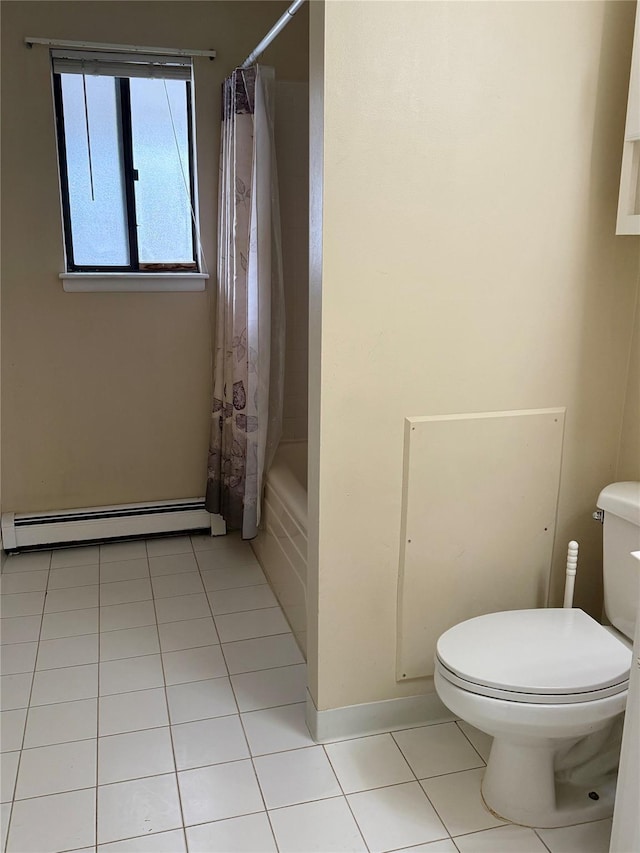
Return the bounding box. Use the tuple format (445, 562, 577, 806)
(482, 736, 617, 828)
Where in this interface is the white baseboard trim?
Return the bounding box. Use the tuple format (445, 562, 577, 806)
(306, 688, 455, 743)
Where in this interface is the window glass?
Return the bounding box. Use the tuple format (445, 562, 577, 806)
(129, 78, 193, 264)
(60, 74, 129, 266)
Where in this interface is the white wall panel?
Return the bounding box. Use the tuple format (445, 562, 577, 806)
(397, 408, 565, 680)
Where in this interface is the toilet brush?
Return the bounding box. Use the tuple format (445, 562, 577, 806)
(563, 540, 578, 608)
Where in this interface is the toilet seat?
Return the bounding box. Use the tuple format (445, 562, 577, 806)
(435, 608, 631, 705)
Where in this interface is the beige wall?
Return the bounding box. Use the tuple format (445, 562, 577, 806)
(308, 0, 640, 711)
(617, 279, 640, 480)
(0, 0, 308, 513)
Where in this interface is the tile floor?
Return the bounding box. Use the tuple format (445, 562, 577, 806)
(0, 534, 613, 853)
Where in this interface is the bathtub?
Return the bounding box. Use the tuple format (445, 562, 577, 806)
(251, 440, 308, 657)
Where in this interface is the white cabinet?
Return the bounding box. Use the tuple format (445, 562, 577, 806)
(617, 3, 640, 235)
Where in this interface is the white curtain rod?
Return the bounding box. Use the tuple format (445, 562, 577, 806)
(240, 0, 306, 69)
(25, 37, 216, 59)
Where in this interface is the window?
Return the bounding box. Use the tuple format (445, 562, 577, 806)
(52, 50, 199, 272)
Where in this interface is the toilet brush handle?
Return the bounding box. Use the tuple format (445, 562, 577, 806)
(563, 540, 579, 608)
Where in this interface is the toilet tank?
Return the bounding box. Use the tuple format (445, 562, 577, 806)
(597, 482, 640, 641)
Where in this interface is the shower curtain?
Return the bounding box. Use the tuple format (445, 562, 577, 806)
(205, 65, 285, 539)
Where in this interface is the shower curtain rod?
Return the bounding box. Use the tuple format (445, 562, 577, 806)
(240, 0, 306, 69)
(24, 37, 216, 59)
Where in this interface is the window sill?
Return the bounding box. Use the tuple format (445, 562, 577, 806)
(60, 273, 208, 292)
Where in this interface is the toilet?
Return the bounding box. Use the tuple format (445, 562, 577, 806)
(434, 481, 640, 828)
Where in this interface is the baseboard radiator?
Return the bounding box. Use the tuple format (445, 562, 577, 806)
(1, 499, 226, 551)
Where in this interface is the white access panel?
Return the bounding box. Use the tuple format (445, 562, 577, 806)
(397, 408, 566, 681)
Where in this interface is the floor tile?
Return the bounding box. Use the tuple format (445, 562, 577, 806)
(456, 824, 548, 852)
(44, 584, 99, 613)
(97, 774, 182, 844)
(99, 540, 147, 563)
(31, 663, 98, 706)
(535, 818, 613, 853)
(348, 782, 448, 853)
(200, 563, 266, 591)
(146, 536, 192, 557)
(1, 802, 10, 851)
(186, 812, 276, 853)
(99, 688, 168, 736)
(100, 578, 152, 607)
(326, 733, 415, 794)
(215, 607, 289, 643)
(151, 571, 204, 599)
(172, 715, 249, 770)
(154, 593, 211, 624)
(98, 828, 187, 852)
(162, 644, 227, 685)
(98, 726, 174, 784)
(231, 663, 306, 712)
(269, 796, 368, 853)
(191, 532, 246, 551)
(0, 708, 27, 752)
(178, 759, 264, 825)
(2, 551, 51, 573)
(1, 592, 45, 618)
(100, 600, 156, 632)
(1, 751, 19, 802)
(420, 769, 506, 836)
(393, 723, 485, 779)
(191, 532, 229, 552)
(0, 615, 42, 645)
(48, 565, 99, 590)
(166, 676, 237, 724)
(148, 552, 198, 577)
(0, 673, 32, 710)
(7, 788, 96, 852)
(1, 641, 38, 675)
(51, 546, 100, 569)
(222, 633, 304, 674)
(41, 607, 99, 640)
(15, 738, 96, 799)
(208, 583, 278, 615)
(99, 654, 164, 695)
(254, 745, 341, 809)
(196, 548, 261, 573)
(36, 633, 99, 670)
(456, 721, 493, 762)
(241, 702, 314, 756)
(0, 570, 48, 595)
(24, 698, 97, 747)
(99, 558, 149, 584)
(389, 842, 457, 852)
(99, 625, 160, 661)
(157, 617, 219, 652)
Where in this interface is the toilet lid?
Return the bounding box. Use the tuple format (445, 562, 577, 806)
(436, 609, 631, 699)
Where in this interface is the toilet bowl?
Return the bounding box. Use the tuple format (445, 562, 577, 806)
(435, 608, 631, 828)
(433, 482, 639, 828)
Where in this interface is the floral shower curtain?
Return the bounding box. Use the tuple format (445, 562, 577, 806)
(205, 65, 285, 539)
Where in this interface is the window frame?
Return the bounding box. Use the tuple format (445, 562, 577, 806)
(52, 69, 199, 273)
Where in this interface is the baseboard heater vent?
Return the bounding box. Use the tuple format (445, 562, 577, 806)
(1, 499, 225, 551)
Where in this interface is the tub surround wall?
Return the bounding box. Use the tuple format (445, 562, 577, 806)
(251, 79, 310, 653)
(308, 0, 640, 715)
(252, 440, 308, 656)
(276, 81, 310, 442)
